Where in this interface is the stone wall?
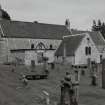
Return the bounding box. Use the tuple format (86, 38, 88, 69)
(97, 63, 102, 88)
(66, 56, 75, 64)
(75, 34, 101, 65)
(25, 51, 37, 65)
(0, 39, 8, 63)
(6, 38, 61, 50)
(44, 50, 55, 63)
(0, 37, 61, 64)
(25, 50, 56, 66)
(10, 51, 25, 64)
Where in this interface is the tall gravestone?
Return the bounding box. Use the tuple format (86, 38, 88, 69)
(72, 66, 80, 103)
(31, 60, 35, 72)
(102, 59, 105, 89)
(60, 82, 73, 105)
(91, 61, 97, 86)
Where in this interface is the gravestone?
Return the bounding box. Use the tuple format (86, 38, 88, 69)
(60, 82, 74, 105)
(60, 80, 78, 105)
(50, 62, 55, 69)
(91, 61, 97, 86)
(71, 65, 81, 103)
(102, 59, 105, 89)
(31, 60, 35, 72)
(43, 57, 48, 70)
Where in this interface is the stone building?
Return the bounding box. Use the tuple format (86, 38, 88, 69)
(0, 7, 70, 65)
(55, 31, 105, 65)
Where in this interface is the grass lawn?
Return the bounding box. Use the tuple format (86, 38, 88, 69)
(0, 64, 105, 105)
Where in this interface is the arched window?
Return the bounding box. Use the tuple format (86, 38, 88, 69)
(85, 46, 91, 55)
(36, 42, 46, 50)
(85, 46, 88, 55)
(89, 47, 91, 55)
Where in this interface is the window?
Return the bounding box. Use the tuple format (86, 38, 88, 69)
(89, 47, 91, 55)
(36, 42, 46, 50)
(85, 46, 91, 55)
(87, 38, 90, 41)
(31, 44, 34, 49)
(87, 37, 90, 44)
(85, 47, 88, 55)
(100, 55, 102, 62)
(49, 44, 53, 49)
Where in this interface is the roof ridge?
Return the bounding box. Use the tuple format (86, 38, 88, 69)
(63, 33, 86, 38)
(98, 31, 105, 44)
(0, 20, 66, 27)
(0, 20, 70, 39)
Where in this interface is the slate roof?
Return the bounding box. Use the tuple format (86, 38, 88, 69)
(55, 30, 105, 56)
(0, 9, 11, 20)
(55, 34, 85, 56)
(71, 29, 105, 46)
(0, 20, 70, 39)
(88, 31, 105, 46)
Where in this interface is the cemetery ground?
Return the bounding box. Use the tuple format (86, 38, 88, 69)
(0, 64, 105, 105)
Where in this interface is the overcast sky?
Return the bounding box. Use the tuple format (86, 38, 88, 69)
(1, 0, 105, 30)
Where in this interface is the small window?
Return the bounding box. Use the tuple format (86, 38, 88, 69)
(89, 47, 91, 55)
(85, 46, 91, 55)
(49, 44, 53, 49)
(87, 38, 90, 44)
(31, 44, 34, 49)
(85, 47, 88, 55)
(100, 55, 102, 62)
(75, 70, 78, 81)
(87, 38, 90, 41)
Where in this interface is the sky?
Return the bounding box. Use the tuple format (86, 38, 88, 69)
(0, 0, 105, 30)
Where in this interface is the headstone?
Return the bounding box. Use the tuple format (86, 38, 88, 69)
(43, 90, 50, 105)
(21, 74, 28, 87)
(60, 83, 72, 105)
(102, 59, 105, 89)
(60, 79, 74, 105)
(73, 68, 80, 103)
(97, 63, 102, 88)
(91, 61, 97, 86)
(51, 62, 55, 69)
(31, 60, 35, 72)
(81, 70, 85, 76)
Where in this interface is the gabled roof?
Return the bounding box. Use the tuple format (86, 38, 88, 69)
(0, 9, 11, 20)
(0, 20, 70, 39)
(55, 34, 85, 56)
(71, 29, 105, 46)
(88, 31, 105, 46)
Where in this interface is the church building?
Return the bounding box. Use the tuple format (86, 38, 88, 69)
(0, 6, 71, 65)
(55, 31, 105, 65)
